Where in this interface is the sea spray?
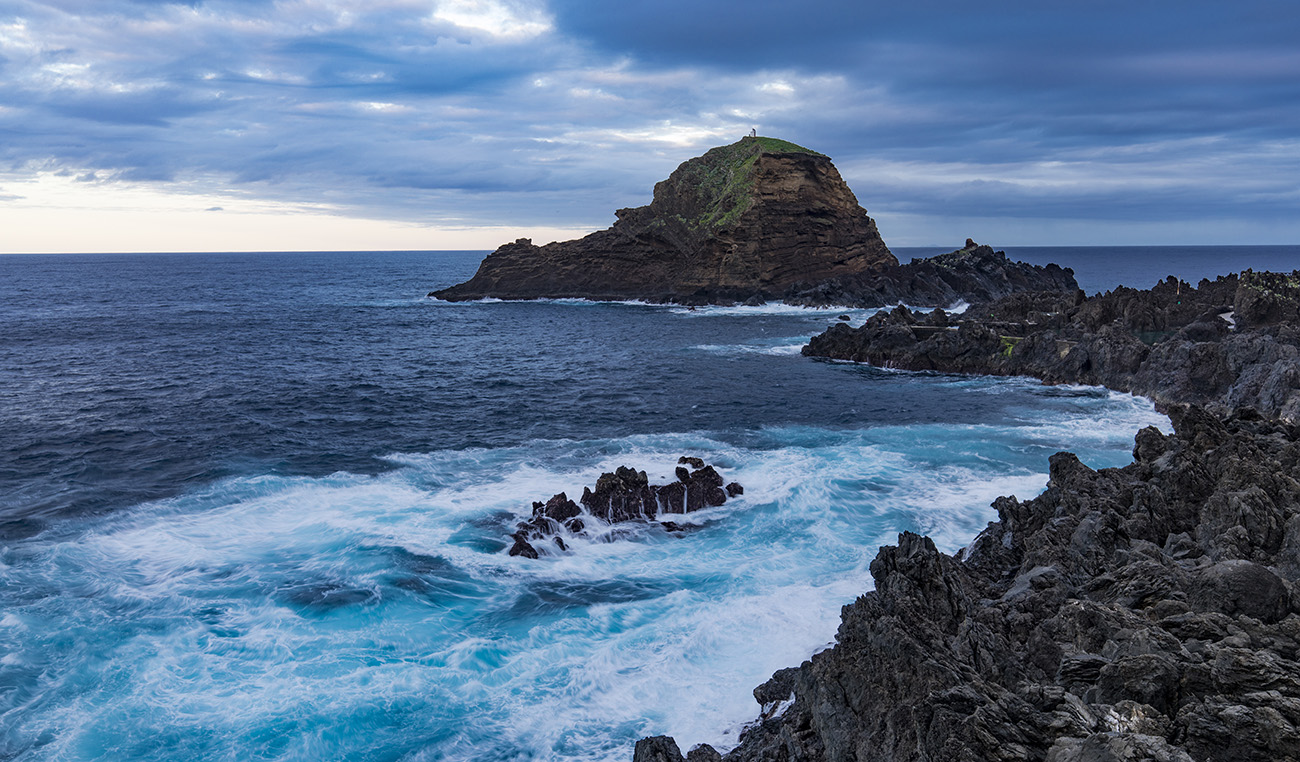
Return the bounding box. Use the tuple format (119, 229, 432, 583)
(0, 250, 1186, 760)
(1, 393, 1165, 761)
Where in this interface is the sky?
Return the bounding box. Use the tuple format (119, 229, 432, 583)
(0, 0, 1297, 252)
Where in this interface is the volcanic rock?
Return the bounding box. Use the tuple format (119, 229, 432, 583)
(784, 238, 1079, 308)
(431, 136, 897, 304)
(634, 737, 686, 762)
(637, 270, 1300, 760)
(640, 409, 1300, 761)
(804, 270, 1300, 421)
(508, 458, 741, 558)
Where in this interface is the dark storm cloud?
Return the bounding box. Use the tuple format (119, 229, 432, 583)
(0, 0, 1297, 241)
(550, 0, 1293, 71)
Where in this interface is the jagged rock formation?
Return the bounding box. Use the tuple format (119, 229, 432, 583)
(784, 239, 1079, 308)
(804, 270, 1300, 420)
(509, 458, 742, 558)
(701, 407, 1300, 762)
(637, 271, 1300, 761)
(431, 136, 897, 304)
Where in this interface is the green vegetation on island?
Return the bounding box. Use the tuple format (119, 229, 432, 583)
(668, 135, 825, 232)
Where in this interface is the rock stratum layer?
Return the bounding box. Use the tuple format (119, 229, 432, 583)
(432, 136, 897, 304)
(638, 271, 1300, 762)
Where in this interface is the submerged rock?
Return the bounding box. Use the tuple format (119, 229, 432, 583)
(508, 458, 741, 558)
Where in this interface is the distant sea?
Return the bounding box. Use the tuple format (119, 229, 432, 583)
(0, 245, 1295, 761)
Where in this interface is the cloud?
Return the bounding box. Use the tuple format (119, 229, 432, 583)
(0, 0, 1297, 249)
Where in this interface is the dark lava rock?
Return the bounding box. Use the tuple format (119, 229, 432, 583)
(753, 667, 799, 707)
(687, 745, 723, 762)
(431, 136, 896, 304)
(634, 737, 723, 762)
(508, 459, 742, 558)
(639, 408, 1300, 761)
(582, 466, 656, 523)
(633, 736, 685, 762)
(783, 238, 1079, 309)
(507, 535, 539, 559)
(804, 269, 1300, 420)
(637, 270, 1300, 760)
(534, 492, 580, 522)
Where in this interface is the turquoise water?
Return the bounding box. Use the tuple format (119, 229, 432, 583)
(0, 249, 1202, 760)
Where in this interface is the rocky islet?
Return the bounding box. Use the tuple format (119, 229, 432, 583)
(430, 137, 1074, 307)
(432, 136, 896, 304)
(508, 458, 743, 559)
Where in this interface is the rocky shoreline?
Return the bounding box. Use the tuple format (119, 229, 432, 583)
(805, 269, 1300, 419)
(637, 270, 1300, 761)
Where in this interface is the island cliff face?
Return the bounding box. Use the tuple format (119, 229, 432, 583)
(431, 137, 897, 304)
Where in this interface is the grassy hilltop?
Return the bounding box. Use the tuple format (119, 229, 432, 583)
(666, 135, 825, 231)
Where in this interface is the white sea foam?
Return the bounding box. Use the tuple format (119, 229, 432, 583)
(667, 303, 874, 318)
(0, 389, 1167, 761)
(427, 297, 968, 327)
(690, 339, 806, 356)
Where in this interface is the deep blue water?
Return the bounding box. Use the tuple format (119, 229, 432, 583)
(0, 246, 1292, 761)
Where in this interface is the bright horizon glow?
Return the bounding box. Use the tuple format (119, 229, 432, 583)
(1, 169, 1296, 254)
(4, 164, 1297, 254)
(0, 173, 593, 253)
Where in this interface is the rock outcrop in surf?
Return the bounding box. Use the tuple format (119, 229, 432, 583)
(509, 458, 742, 558)
(636, 271, 1300, 761)
(432, 136, 897, 304)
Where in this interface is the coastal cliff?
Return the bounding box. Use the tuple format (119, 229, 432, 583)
(432, 136, 897, 304)
(638, 271, 1300, 762)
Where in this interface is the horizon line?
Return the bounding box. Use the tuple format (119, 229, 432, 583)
(3, 243, 1300, 256)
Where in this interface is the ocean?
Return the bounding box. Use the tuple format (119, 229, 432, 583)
(1, 245, 1296, 761)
